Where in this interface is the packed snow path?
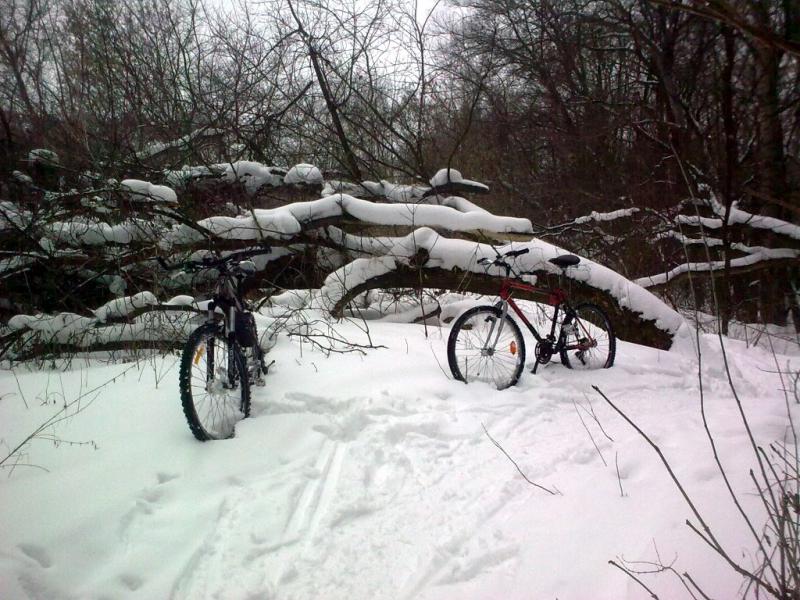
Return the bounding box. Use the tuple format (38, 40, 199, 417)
(0, 319, 797, 599)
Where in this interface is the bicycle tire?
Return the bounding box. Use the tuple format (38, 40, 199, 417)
(447, 306, 526, 390)
(179, 323, 250, 441)
(559, 303, 616, 370)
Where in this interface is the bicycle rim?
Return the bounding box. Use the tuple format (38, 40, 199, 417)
(560, 303, 615, 370)
(448, 307, 525, 389)
(180, 325, 250, 440)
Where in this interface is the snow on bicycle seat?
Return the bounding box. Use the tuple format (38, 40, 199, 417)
(548, 254, 580, 268)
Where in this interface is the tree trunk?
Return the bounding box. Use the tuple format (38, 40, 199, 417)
(752, 2, 790, 325)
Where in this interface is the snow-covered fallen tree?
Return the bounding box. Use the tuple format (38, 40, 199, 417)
(315, 227, 686, 350)
(1, 163, 691, 360)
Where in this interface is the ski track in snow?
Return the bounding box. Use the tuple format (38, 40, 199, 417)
(0, 321, 797, 599)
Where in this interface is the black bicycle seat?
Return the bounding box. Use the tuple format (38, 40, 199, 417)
(548, 254, 580, 268)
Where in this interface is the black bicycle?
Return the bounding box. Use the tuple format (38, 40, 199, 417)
(447, 248, 616, 389)
(161, 249, 272, 441)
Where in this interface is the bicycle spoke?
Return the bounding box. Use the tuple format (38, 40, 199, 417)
(559, 303, 616, 370)
(448, 307, 525, 389)
(180, 326, 250, 440)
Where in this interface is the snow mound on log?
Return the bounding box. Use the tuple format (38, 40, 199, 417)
(94, 292, 159, 322)
(121, 180, 177, 204)
(429, 168, 489, 192)
(285, 164, 323, 186)
(222, 161, 285, 194)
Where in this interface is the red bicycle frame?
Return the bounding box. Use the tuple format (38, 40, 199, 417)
(497, 278, 586, 348)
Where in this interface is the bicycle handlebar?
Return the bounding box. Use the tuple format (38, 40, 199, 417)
(157, 246, 272, 275)
(477, 247, 530, 269)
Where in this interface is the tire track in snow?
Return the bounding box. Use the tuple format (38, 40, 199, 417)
(271, 439, 347, 586)
(168, 434, 349, 599)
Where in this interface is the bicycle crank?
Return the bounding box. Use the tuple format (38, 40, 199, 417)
(534, 340, 554, 364)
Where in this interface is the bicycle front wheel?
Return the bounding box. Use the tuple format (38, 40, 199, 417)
(447, 306, 526, 390)
(179, 323, 251, 441)
(559, 303, 616, 370)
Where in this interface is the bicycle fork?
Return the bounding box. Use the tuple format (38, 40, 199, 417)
(480, 300, 510, 355)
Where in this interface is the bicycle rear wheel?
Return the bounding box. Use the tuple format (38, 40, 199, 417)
(559, 303, 615, 370)
(447, 306, 526, 390)
(179, 323, 250, 441)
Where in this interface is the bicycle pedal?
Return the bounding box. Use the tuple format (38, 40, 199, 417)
(529, 361, 551, 374)
(254, 378, 266, 387)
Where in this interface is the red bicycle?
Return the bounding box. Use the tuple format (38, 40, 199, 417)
(447, 248, 616, 389)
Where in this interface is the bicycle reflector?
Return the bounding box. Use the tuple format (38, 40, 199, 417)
(510, 341, 517, 355)
(194, 344, 205, 365)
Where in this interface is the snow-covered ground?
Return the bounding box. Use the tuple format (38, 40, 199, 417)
(0, 312, 797, 599)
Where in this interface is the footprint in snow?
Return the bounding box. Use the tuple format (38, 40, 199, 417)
(18, 543, 52, 568)
(119, 475, 175, 538)
(156, 471, 179, 485)
(118, 573, 144, 591)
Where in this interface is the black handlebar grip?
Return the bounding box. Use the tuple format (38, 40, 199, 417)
(504, 248, 530, 258)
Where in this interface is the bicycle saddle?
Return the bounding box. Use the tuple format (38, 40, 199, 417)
(548, 254, 580, 268)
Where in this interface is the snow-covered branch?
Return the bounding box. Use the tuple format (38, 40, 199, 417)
(635, 248, 800, 289)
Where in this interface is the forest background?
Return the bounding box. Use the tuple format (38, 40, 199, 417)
(1, 0, 799, 345)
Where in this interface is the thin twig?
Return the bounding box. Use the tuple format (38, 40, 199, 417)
(608, 559, 659, 599)
(615, 451, 626, 497)
(572, 397, 607, 466)
(593, 385, 777, 593)
(481, 423, 558, 495)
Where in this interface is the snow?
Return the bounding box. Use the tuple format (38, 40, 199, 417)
(164, 161, 288, 194)
(573, 208, 639, 224)
(677, 187, 800, 241)
(0, 315, 796, 599)
(11, 170, 33, 184)
(725, 205, 800, 240)
(355, 180, 430, 202)
(0, 202, 32, 230)
(380, 181, 428, 203)
(676, 214, 724, 229)
(360, 181, 385, 197)
(27, 149, 59, 166)
(284, 164, 323, 186)
(45, 218, 162, 246)
(165, 295, 199, 307)
(93, 292, 159, 322)
(121, 180, 178, 204)
(702, 185, 800, 241)
(136, 128, 223, 160)
(429, 168, 489, 192)
(163, 166, 218, 188)
(656, 230, 725, 246)
(220, 161, 285, 194)
(320, 180, 369, 198)
(7, 312, 94, 338)
(634, 248, 800, 288)
(192, 194, 532, 242)
(0, 256, 36, 275)
(157, 165, 490, 203)
(430, 167, 464, 187)
(438, 195, 490, 214)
